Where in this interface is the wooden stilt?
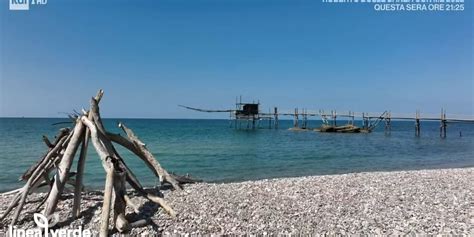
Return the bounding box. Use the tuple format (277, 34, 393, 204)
(306, 109, 309, 129)
(362, 113, 366, 129)
(252, 115, 256, 129)
(332, 110, 337, 127)
(274, 107, 279, 129)
(440, 108, 447, 138)
(294, 108, 299, 128)
(268, 108, 272, 129)
(385, 111, 391, 135)
(415, 110, 421, 137)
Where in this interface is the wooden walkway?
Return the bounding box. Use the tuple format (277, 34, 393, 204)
(180, 98, 474, 137)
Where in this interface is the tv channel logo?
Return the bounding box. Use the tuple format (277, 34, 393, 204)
(9, 0, 29, 10)
(10, 0, 48, 11)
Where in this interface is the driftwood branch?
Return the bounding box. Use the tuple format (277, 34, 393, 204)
(3, 90, 186, 234)
(20, 128, 70, 181)
(43, 119, 85, 217)
(72, 89, 104, 218)
(117, 123, 182, 191)
(88, 98, 177, 217)
(3, 134, 71, 224)
(72, 133, 88, 218)
(113, 170, 130, 233)
(42, 135, 54, 148)
(80, 116, 116, 237)
(101, 162, 114, 237)
(124, 194, 140, 214)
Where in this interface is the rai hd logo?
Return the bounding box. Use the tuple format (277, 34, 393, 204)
(9, 0, 47, 11)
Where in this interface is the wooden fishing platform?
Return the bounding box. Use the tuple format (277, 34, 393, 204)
(180, 97, 474, 138)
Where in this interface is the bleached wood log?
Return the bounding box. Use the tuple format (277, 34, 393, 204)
(1, 171, 50, 221)
(130, 219, 149, 228)
(107, 132, 174, 185)
(124, 194, 140, 214)
(0, 188, 22, 196)
(11, 157, 59, 225)
(115, 213, 129, 233)
(146, 193, 176, 218)
(53, 128, 71, 145)
(72, 91, 103, 218)
(43, 119, 85, 217)
(21, 129, 70, 181)
(87, 98, 147, 195)
(6, 90, 184, 233)
(101, 163, 114, 237)
(72, 133, 88, 218)
(118, 122, 182, 190)
(80, 116, 116, 237)
(84, 112, 154, 233)
(170, 173, 202, 184)
(113, 170, 130, 233)
(3, 134, 69, 224)
(87, 98, 175, 213)
(107, 148, 176, 217)
(104, 136, 176, 217)
(120, 172, 176, 217)
(106, 132, 137, 152)
(27, 132, 73, 184)
(35, 187, 51, 212)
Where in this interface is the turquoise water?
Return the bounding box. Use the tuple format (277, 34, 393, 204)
(0, 118, 473, 192)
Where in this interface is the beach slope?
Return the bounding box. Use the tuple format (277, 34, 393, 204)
(1, 168, 472, 235)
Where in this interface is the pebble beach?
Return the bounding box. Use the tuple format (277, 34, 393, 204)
(1, 168, 473, 235)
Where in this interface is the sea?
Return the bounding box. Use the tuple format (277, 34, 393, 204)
(0, 118, 473, 192)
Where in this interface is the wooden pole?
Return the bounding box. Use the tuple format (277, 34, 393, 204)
(43, 119, 85, 217)
(72, 91, 103, 218)
(72, 132, 88, 218)
(274, 107, 279, 129)
(362, 112, 365, 129)
(385, 111, 391, 135)
(268, 108, 272, 129)
(305, 109, 308, 129)
(364, 113, 370, 129)
(440, 108, 447, 138)
(443, 109, 446, 138)
(294, 108, 299, 128)
(80, 116, 117, 237)
(415, 110, 420, 137)
(113, 170, 130, 233)
(252, 115, 256, 129)
(101, 162, 114, 237)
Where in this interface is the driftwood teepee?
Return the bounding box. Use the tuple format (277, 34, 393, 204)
(0, 90, 191, 236)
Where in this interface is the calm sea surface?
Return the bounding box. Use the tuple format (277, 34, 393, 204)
(0, 118, 473, 192)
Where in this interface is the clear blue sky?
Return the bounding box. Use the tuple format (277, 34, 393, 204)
(1, 0, 472, 118)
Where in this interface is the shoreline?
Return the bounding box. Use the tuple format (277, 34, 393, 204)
(3, 165, 474, 194)
(1, 167, 472, 235)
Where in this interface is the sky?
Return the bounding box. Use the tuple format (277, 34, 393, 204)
(1, 0, 472, 119)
